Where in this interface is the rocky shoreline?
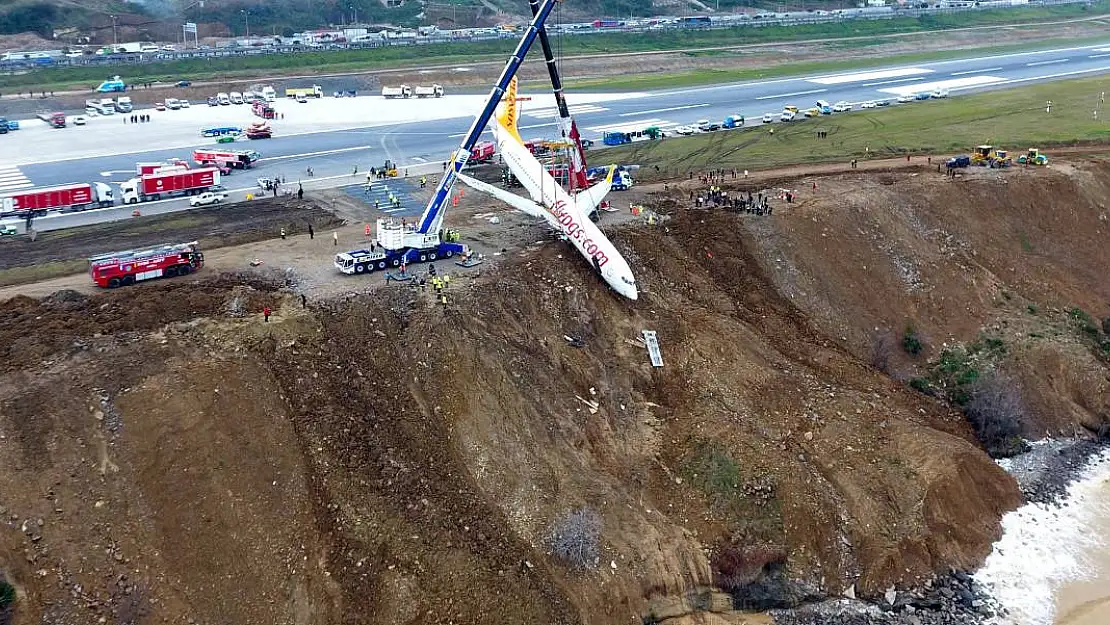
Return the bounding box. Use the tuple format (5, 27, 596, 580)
(764, 437, 1108, 625)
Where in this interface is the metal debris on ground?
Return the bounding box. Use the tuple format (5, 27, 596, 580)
(564, 335, 585, 348)
(642, 330, 663, 367)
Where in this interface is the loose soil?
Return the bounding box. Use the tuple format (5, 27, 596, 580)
(4, 154, 1110, 625)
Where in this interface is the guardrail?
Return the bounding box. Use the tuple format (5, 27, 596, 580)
(0, 0, 1092, 73)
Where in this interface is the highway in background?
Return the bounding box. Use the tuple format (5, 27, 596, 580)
(11, 40, 1110, 230)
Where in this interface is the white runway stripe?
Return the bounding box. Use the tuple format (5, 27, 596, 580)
(0, 165, 33, 192)
(524, 104, 607, 118)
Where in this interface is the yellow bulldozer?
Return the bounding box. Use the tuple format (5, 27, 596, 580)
(971, 145, 1012, 168)
(1017, 148, 1049, 166)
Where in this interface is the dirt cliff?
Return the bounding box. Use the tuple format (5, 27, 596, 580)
(0, 182, 1030, 624)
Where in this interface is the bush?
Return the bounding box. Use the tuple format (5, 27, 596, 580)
(963, 371, 1029, 458)
(548, 507, 601, 571)
(902, 325, 924, 356)
(0, 579, 13, 609)
(870, 330, 898, 374)
(1103, 316, 1110, 336)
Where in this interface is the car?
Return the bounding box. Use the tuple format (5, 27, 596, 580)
(175, 80, 192, 88)
(931, 89, 949, 99)
(803, 107, 820, 118)
(762, 113, 774, 123)
(180, 99, 190, 108)
(189, 191, 228, 207)
(780, 110, 796, 122)
(207, 96, 218, 106)
(875, 99, 890, 107)
(166, 98, 181, 110)
(783, 105, 799, 113)
(833, 101, 852, 112)
(72, 115, 88, 126)
(860, 100, 876, 109)
(673, 125, 695, 135)
(217, 135, 237, 144)
(296, 95, 308, 103)
(696, 119, 720, 132)
(154, 101, 166, 111)
(897, 95, 914, 103)
(914, 92, 931, 101)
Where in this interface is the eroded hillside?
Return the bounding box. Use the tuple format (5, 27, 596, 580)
(0, 193, 1030, 624)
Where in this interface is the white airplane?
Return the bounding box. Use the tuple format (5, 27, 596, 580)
(454, 79, 639, 300)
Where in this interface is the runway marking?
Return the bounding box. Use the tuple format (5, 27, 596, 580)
(618, 103, 709, 117)
(0, 165, 33, 192)
(1002, 64, 1110, 87)
(951, 67, 1003, 76)
(754, 88, 828, 101)
(808, 67, 932, 85)
(877, 75, 1007, 97)
(585, 118, 670, 133)
(1089, 53, 1110, 59)
(524, 104, 607, 118)
(259, 145, 372, 163)
(1027, 58, 1069, 67)
(861, 77, 926, 87)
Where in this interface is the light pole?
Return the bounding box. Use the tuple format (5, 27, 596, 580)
(110, 14, 118, 45)
(241, 9, 250, 40)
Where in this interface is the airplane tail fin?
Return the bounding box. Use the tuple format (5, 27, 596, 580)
(496, 77, 524, 145)
(573, 164, 616, 216)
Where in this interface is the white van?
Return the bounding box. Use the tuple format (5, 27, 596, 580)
(229, 91, 244, 104)
(217, 92, 231, 105)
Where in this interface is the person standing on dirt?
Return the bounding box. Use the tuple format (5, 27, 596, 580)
(333, 231, 338, 246)
(298, 185, 304, 200)
(263, 306, 272, 322)
(301, 294, 307, 308)
(308, 223, 314, 239)
(280, 227, 286, 240)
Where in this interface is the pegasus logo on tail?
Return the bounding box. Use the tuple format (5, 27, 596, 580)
(496, 77, 524, 145)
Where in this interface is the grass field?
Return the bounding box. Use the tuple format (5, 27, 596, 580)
(4, 1, 1108, 93)
(604, 76, 1110, 176)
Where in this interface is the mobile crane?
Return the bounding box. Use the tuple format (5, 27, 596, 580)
(333, 0, 561, 276)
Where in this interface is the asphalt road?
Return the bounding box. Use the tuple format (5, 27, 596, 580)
(11, 40, 1110, 231)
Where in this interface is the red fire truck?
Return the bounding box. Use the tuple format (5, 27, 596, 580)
(119, 167, 222, 204)
(470, 141, 495, 163)
(252, 100, 276, 119)
(192, 148, 261, 170)
(0, 182, 115, 217)
(88, 241, 204, 288)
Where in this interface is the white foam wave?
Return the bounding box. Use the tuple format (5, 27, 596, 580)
(974, 449, 1110, 625)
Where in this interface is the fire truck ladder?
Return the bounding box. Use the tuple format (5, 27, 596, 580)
(88, 241, 199, 264)
(414, 0, 561, 237)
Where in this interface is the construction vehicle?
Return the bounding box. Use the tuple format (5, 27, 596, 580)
(37, 111, 66, 128)
(380, 159, 399, 177)
(337, 0, 560, 278)
(972, 145, 996, 166)
(382, 85, 413, 99)
(1, 182, 115, 217)
(1018, 148, 1048, 166)
(414, 84, 444, 98)
(119, 168, 222, 204)
(285, 85, 322, 99)
(88, 241, 204, 288)
(946, 154, 971, 169)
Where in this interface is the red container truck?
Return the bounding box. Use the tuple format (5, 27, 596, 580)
(88, 241, 204, 288)
(0, 182, 114, 217)
(119, 167, 222, 204)
(37, 111, 66, 128)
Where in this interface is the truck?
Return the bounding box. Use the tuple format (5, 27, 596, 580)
(192, 148, 261, 169)
(136, 159, 189, 176)
(723, 115, 745, 129)
(119, 167, 222, 204)
(114, 96, 133, 113)
(229, 91, 244, 104)
(261, 86, 277, 102)
(285, 85, 322, 99)
(37, 111, 66, 128)
(0, 182, 115, 217)
(334, 224, 467, 275)
(414, 84, 444, 98)
(245, 122, 272, 140)
(252, 100, 276, 119)
(586, 166, 633, 190)
(88, 241, 204, 288)
(381, 85, 412, 99)
(470, 141, 495, 163)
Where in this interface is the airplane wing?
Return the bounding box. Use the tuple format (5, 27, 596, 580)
(455, 172, 554, 224)
(572, 164, 615, 217)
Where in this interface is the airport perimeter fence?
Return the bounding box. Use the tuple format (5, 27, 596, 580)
(0, 0, 1094, 73)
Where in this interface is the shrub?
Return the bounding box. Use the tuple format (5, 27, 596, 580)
(711, 543, 787, 591)
(963, 371, 1029, 458)
(548, 507, 601, 571)
(902, 325, 924, 356)
(0, 579, 13, 609)
(1103, 316, 1110, 336)
(870, 330, 898, 374)
(1068, 307, 1100, 341)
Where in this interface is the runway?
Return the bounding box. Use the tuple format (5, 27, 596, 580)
(5, 40, 1110, 231)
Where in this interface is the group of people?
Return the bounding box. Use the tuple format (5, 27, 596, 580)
(692, 187, 776, 215)
(124, 114, 152, 123)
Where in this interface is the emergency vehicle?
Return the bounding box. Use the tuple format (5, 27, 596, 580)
(192, 149, 261, 169)
(88, 241, 204, 288)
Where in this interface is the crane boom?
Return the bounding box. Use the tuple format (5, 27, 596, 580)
(416, 0, 561, 235)
(527, 0, 591, 193)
